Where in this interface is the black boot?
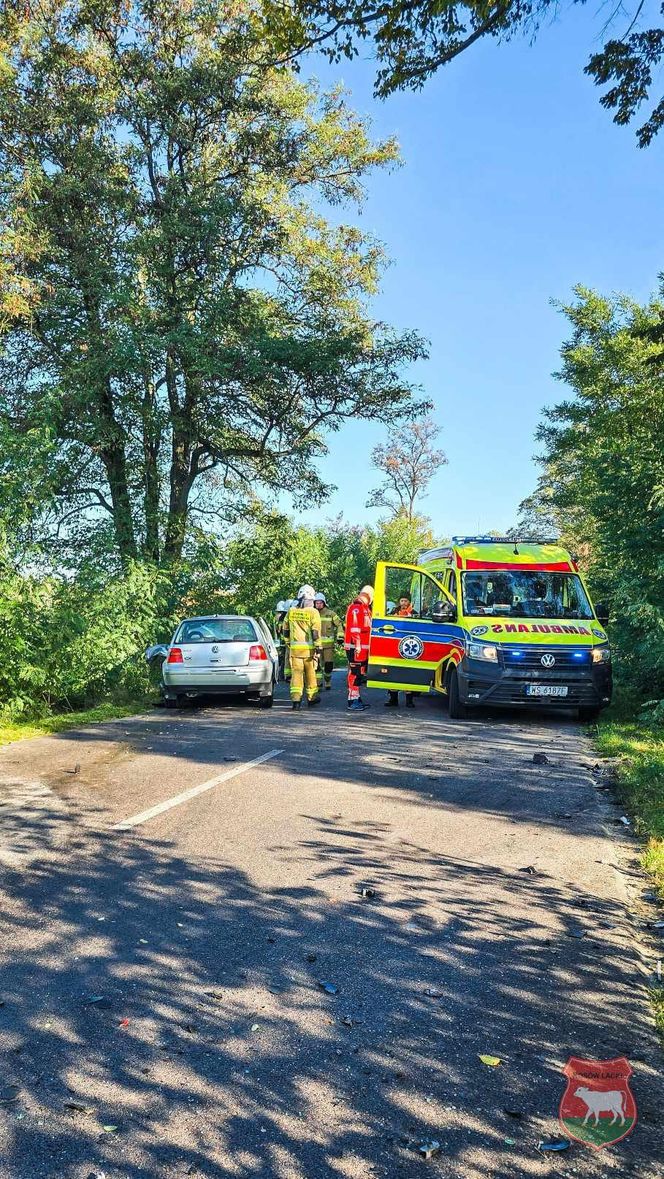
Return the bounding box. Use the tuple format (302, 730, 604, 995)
(384, 692, 399, 708)
(405, 694, 415, 709)
(308, 695, 322, 707)
(291, 700, 302, 711)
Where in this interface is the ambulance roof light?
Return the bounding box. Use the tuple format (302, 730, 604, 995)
(451, 535, 562, 546)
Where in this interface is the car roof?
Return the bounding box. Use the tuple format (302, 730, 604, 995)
(178, 615, 258, 623)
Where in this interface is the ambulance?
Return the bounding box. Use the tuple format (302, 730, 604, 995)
(367, 537, 612, 720)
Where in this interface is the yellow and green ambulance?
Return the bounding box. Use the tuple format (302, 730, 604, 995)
(367, 537, 612, 720)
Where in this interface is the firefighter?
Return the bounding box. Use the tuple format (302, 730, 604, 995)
(314, 592, 344, 690)
(274, 600, 289, 678)
(344, 584, 373, 712)
(385, 594, 416, 709)
(283, 585, 322, 710)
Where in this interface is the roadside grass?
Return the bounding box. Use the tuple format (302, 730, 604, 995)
(595, 712, 664, 897)
(0, 699, 151, 747)
(648, 986, 664, 1042)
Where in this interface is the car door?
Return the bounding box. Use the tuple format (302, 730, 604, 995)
(367, 562, 464, 693)
(257, 617, 279, 679)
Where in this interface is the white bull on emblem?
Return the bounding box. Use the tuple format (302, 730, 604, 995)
(574, 1087, 626, 1126)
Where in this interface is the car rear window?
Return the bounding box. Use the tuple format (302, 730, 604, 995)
(175, 619, 258, 644)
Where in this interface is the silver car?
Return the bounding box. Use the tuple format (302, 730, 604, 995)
(146, 615, 279, 709)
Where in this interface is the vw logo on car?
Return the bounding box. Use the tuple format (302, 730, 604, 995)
(540, 653, 556, 668)
(399, 635, 425, 660)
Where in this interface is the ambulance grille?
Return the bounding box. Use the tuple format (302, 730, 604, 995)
(501, 647, 591, 669)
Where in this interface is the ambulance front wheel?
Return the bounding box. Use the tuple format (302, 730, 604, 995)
(578, 705, 601, 723)
(447, 668, 470, 720)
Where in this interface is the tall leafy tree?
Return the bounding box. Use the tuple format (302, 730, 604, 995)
(0, 0, 426, 569)
(269, 0, 664, 145)
(530, 285, 664, 692)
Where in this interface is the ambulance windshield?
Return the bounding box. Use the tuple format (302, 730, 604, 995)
(461, 571, 594, 620)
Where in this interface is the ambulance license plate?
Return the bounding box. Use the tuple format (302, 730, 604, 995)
(526, 684, 568, 697)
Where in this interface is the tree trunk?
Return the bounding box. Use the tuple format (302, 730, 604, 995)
(141, 373, 161, 562)
(79, 280, 138, 564)
(163, 351, 192, 563)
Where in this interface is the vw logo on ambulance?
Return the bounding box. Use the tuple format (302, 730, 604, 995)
(399, 635, 424, 660)
(540, 653, 556, 668)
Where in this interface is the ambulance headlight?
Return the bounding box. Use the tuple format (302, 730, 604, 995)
(467, 641, 498, 663)
(591, 646, 611, 664)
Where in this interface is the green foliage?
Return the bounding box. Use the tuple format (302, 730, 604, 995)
(0, 0, 426, 568)
(273, 0, 664, 144)
(528, 284, 664, 698)
(0, 512, 439, 718)
(596, 716, 664, 897)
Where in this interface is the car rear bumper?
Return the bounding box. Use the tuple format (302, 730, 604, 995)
(163, 665, 273, 696)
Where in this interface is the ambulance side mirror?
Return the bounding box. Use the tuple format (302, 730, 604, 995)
(432, 599, 456, 622)
(595, 602, 609, 627)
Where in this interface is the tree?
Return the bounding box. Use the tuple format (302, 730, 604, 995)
(529, 284, 664, 694)
(268, 0, 664, 146)
(0, 0, 427, 570)
(366, 417, 446, 520)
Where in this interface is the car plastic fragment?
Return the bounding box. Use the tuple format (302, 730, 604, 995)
(417, 1139, 441, 1159)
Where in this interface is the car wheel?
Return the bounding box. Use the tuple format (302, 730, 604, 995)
(164, 696, 178, 709)
(578, 706, 601, 722)
(448, 668, 470, 720)
(259, 691, 274, 709)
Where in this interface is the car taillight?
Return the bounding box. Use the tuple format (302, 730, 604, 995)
(249, 644, 268, 661)
(167, 647, 184, 663)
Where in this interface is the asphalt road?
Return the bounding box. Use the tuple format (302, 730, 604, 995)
(0, 676, 662, 1179)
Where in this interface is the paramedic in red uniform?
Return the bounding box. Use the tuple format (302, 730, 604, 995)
(344, 585, 373, 712)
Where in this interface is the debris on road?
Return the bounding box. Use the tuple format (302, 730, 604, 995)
(567, 928, 587, 938)
(518, 866, 536, 875)
(478, 1054, 501, 1067)
(532, 752, 549, 765)
(305, 953, 317, 963)
(358, 886, 377, 899)
(118, 1018, 130, 1027)
(64, 763, 80, 775)
(424, 988, 444, 999)
(317, 980, 338, 995)
(101, 1124, 119, 1133)
(619, 816, 631, 827)
(503, 1108, 522, 1119)
(504, 1137, 516, 1145)
(537, 1139, 570, 1152)
(416, 1140, 441, 1159)
(64, 1100, 90, 1113)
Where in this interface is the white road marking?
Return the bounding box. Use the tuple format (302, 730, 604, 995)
(113, 748, 284, 830)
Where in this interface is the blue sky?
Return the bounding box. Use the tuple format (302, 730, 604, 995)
(288, 6, 663, 538)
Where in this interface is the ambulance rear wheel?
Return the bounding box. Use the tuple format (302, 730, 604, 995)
(448, 669, 470, 720)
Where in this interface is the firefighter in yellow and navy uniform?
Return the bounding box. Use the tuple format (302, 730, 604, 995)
(284, 586, 322, 710)
(314, 593, 344, 690)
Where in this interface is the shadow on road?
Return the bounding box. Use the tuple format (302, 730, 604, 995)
(0, 795, 660, 1178)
